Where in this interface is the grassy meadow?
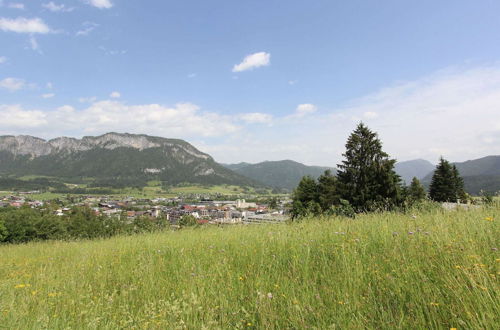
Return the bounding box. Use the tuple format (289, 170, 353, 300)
(0, 206, 498, 329)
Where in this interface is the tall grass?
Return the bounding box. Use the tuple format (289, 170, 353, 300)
(1, 206, 498, 329)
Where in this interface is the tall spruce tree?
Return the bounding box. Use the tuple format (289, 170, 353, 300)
(429, 157, 465, 202)
(337, 123, 402, 212)
(407, 177, 427, 203)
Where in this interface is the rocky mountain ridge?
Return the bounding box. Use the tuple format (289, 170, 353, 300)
(0, 133, 210, 160)
(0, 133, 255, 186)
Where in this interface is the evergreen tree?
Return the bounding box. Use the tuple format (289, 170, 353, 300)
(407, 177, 426, 203)
(317, 170, 340, 211)
(337, 123, 402, 211)
(291, 176, 318, 219)
(429, 157, 465, 202)
(452, 165, 467, 202)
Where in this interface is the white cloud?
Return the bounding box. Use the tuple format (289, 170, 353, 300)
(7, 3, 24, 10)
(43, 2, 74, 12)
(29, 35, 41, 53)
(288, 80, 298, 85)
(289, 104, 317, 118)
(239, 112, 273, 124)
(86, 0, 113, 9)
(363, 111, 378, 119)
(0, 56, 6, 64)
(0, 17, 51, 34)
(46, 82, 53, 89)
(109, 91, 120, 98)
(187, 73, 197, 79)
(0, 101, 239, 138)
(78, 96, 97, 103)
(98, 46, 127, 55)
(76, 22, 98, 36)
(0, 105, 47, 128)
(0, 77, 25, 91)
(42, 93, 55, 99)
(232, 52, 271, 72)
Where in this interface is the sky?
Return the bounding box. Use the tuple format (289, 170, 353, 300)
(0, 0, 499, 167)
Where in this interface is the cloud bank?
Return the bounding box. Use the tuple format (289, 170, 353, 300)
(0, 64, 499, 165)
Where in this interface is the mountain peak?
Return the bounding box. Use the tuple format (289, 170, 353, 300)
(0, 133, 257, 187)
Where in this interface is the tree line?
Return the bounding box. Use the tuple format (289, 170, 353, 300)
(291, 123, 466, 218)
(0, 206, 170, 244)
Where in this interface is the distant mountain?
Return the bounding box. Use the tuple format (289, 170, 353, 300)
(0, 133, 258, 187)
(223, 160, 335, 190)
(394, 159, 435, 184)
(422, 155, 500, 194)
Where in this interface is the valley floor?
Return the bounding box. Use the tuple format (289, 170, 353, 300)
(0, 206, 499, 329)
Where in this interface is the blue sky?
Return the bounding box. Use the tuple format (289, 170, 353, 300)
(1, 0, 499, 166)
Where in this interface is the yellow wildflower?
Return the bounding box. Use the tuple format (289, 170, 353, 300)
(485, 217, 493, 221)
(14, 284, 30, 289)
(430, 302, 439, 306)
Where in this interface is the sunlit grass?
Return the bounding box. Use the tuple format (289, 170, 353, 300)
(1, 206, 498, 328)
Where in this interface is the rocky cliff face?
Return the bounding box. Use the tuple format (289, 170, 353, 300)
(0, 133, 211, 160)
(0, 133, 255, 186)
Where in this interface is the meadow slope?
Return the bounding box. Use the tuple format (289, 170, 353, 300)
(1, 206, 499, 329)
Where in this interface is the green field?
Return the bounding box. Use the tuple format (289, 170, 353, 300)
(1, 206, 498, 329)
(1, 184, 275, 201)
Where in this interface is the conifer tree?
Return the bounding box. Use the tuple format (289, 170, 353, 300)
(291, 176, 318, 218)
(407, 177, 426, 203)
(336, 123, 402, 211)
(429, 157, 465, 202)
(317, 170, 340, 211)
(451, 165, 467, 202)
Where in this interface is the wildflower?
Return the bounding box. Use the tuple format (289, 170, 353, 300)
(267, 292, 273, 299)
(247, 322, 252, 327)
(454, 265, 461, 269)
(411, 214, 417, 219)
(430, 302, 439, 306)
(484, 217, 493, 222)
(239, 276, 244, 281)
(31, 290, 37, 296)
(14, 284, 30, 289)
(408, 231, 414, 235)
(450, 328, 457, 330)
(338, 301, 345, 305)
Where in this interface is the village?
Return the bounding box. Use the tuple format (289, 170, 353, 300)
(0, 192, 290, 225)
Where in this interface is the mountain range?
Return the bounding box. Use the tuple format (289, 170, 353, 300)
(420, 155, 500, 195)
(0, 133, 498, 194)
(0, 133, 256, 187)
(223, 160, 335, 190)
